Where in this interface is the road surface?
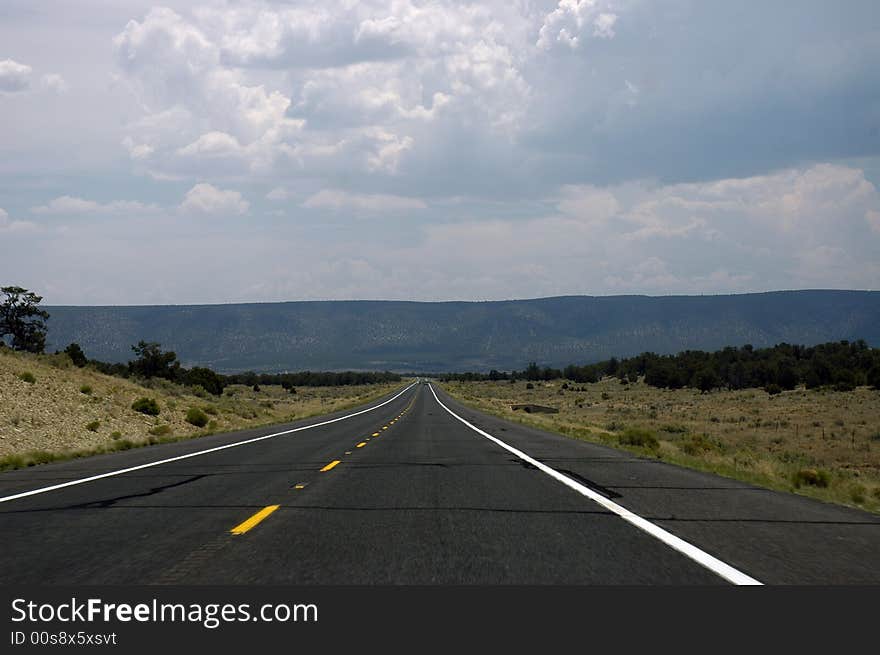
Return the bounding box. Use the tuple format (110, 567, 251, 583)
(2, 382, 878, 584)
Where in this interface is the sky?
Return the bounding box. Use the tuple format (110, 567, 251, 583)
(1, 0, 879, 305)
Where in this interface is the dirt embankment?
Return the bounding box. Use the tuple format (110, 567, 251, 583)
(0, 347, 403, 467)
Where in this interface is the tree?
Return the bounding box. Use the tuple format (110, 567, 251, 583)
(867, 365, 880, 390)
(605, 357, 620, 376)
(64, 342, 88, 367)
(0, 286, 49, 353)
(524, 362, 541, 381)
(776, 361, 798, 390)
(694, 368, 720, 393)
(128, 341, 180, 380)
(184, 366, 225, 396)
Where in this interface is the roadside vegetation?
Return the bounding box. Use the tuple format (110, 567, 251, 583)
(0, 346, 405, 471)
(0, 284, 406, 471)
(441, 340, 880, 394)
(442, 377, 880, 513)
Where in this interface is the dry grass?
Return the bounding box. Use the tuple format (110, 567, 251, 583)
(0, 347, 405, 470)
(442, 378, 880, 513)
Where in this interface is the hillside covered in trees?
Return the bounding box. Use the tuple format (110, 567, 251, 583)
(43, 291, 880, 373)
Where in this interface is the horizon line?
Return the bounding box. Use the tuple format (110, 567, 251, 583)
(40, 288, 879, 309)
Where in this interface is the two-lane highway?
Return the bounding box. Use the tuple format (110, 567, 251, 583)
(2, 382, 879, 584)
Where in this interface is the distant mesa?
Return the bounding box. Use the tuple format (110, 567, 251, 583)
(44, 290, 880, 373)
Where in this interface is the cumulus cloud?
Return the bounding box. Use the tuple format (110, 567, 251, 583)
(179, 183, 249, 215)
(0, 60, 67, 95)
(302, 189, 427, 213)
(112, 2, 532, 184)
(0, 59, 32, 92)
(177, 131, 242, 158)
(537, 0, 618, 50)
(122, 136, 154, 160)
(105, 1, 880, 199)
(592, 13, 618, 39)
(113, 6, 302, 178)
(30, 196, 158, 216)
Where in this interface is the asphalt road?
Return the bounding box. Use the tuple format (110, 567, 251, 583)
(1, 382, 878, 585)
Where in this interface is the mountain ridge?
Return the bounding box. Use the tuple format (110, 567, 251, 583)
(43, 290, 880, 373)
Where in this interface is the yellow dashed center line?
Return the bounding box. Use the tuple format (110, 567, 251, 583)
(230, 505, 280, 535)
(229, 390, 421, 538)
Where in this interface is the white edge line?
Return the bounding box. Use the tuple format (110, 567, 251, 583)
(428, 384, 762, 586)
(0, 382, 418, 504)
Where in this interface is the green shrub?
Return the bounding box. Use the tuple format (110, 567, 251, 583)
(110, 431, 123, 440)
(64, 342, 88, 367)
(792, 468, 830, 488)
(207, 420, 219, 431)
(618, 428, 660, 450)
(660, 424, 688, 434)
(85, 420, 100, 432)
(131, 397, 160, 416)
(148, 425, 172, 436)
(525, 382, 534, 389)
(79, 384, 93, 395)
(682, 433, 716, 456)
(186, 407, 209, 427)
(203, 405, 218, 415)
(764, 383, 782, 396)
(183, 367, 225, 396)
(0, 454, 27, 471)
(45, 353, 73, 369)
(26, 450, 60, 466)
(18, 371, 36, 384)
(849, 484, 867, 505)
